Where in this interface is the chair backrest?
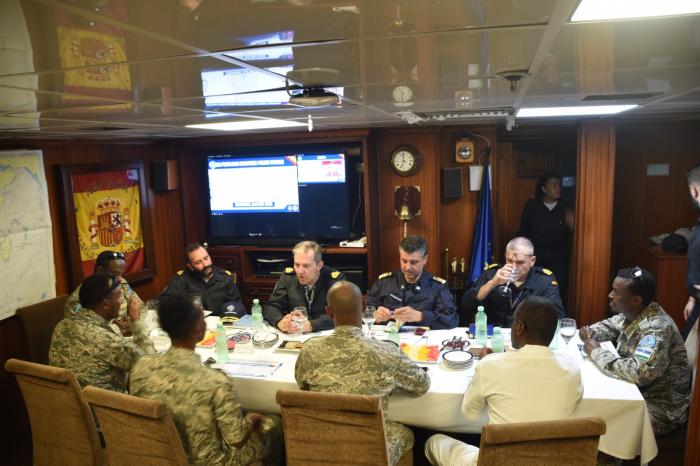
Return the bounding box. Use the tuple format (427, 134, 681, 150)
(16, 294, 68, 365)
(82, 385, 189, 466)
(276, 389, 391, 466)
(477, 417, 606, 466)
(4, 358, 104, 466)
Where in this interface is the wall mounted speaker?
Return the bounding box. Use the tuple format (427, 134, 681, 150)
(152, 160, 178, 191)
(443, 167, 463, 200)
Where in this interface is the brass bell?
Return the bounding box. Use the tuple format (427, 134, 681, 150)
(398, 203, 413, 221)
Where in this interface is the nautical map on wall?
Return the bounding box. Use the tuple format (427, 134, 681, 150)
(0, 149, 56, 320)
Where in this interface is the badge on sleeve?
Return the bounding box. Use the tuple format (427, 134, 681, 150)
(634, 335, 656, 362)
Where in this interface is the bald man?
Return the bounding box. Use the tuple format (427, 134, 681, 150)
(295, 281, 430, 466)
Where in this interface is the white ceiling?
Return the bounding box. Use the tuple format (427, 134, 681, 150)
(0, 0, 699, 140)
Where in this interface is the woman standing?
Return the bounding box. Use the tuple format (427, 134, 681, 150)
(517, 173, 574, 306)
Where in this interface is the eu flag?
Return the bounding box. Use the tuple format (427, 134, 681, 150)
(467, 152, 494, 285)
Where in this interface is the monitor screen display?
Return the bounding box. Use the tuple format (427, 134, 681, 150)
(207, 152, 352, 242)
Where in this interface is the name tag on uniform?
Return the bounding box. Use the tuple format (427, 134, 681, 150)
(634, 335, 656, 362)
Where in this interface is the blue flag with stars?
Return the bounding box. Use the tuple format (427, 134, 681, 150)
(468, 156, 493, 284)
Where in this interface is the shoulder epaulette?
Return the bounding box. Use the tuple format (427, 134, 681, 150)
(378, 271, 393, 279)
(330, 270, 341, 279)
(176, 269, 184, 276)
(432, 276, 447, 284)
(485, 263, 500, 270)
(224, 270, 232, 276)
(539, 267, 553, 276)
(284, 267, 294, 274)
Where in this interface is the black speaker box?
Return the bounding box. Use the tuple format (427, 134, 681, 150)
(443, 166, 463, 200)
(152, 160, 178, 191)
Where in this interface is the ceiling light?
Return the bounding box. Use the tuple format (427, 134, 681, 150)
(186, 119, 305, 131)
(571, 0, 700, 22)
(516, 105, 638, 118)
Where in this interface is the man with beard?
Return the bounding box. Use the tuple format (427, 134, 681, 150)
(581, 267, 690, 435)
(683, 164, 700, 339)
(160, 242, 245, 317)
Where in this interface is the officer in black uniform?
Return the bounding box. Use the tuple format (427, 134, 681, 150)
(462, 237, 564, 327)
(368, 235, 458, 330)
(160, 242, 245, 317)
(263, 241, 344, 333)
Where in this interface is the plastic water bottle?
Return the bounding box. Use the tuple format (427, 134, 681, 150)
(549, 318, 561, 350)
(388, 324, 400, 346)
(475, 305, 487, 347)
(251, 299, 263, 332)
(215, 321, 228, 363)
(491, 326, 504, 352)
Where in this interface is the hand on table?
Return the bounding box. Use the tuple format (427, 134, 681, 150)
(582, 338, 600, 356)
(277, 313, 294, 333)
(478, 347, 494, 359)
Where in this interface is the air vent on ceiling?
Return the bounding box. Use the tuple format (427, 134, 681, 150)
(414, 108, 511, 121)
(583, 92, 661, 101)
(80, 126, 129, 131)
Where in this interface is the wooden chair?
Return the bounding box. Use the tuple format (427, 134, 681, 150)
(15, 294, 68, 364)
(82, 385, 189, 466)
(4, 358, 105, 466)
(476, 417, 606, 466)
(276, 389, 412, 466)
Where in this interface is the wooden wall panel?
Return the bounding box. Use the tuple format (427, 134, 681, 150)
(374, 129, 441, 278)
(570, 122, 616, 325)
(438, 127, 495, 283)
(613, 122, 699, 272)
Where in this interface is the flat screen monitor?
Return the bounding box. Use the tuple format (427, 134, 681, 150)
(207, 152, 353, 242)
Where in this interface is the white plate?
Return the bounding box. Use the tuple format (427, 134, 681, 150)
(442, 350, 474, 364)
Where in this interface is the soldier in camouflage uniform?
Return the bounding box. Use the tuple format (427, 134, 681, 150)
(50, 272, 153, 392)
(368, 235, 458, 329)
(130, 294, 282, 466)
(65, 250, 143, 336)
(295, 281, 430, 466)
(581, 267, 691, 435)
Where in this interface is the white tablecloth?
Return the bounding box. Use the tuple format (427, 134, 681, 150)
(195, 324, 658, 464)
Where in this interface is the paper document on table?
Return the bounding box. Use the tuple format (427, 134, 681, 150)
(600, 341, 619, 357)
(219, 361, 282, 379)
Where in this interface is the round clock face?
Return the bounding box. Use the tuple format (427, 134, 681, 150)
(390, 146, 421, 176)
(392, 85, 414, 104)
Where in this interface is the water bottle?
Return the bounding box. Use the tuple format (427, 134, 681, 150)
(549, 318, 561, 350)
(491, 326, 504, 352)
(215, 321, 228, 363)
(475, 305, 487, 347)
(251, 299, 263, 332)
(388, 324, 400, 346)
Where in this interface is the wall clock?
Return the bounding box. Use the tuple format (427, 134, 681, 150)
(390, 145, 421, 177)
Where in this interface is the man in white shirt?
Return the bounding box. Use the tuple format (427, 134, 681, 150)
(425, 296, 583, 466)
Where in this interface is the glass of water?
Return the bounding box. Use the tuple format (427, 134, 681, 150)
(290, 306, 308, 334)
(362, 306, 376, 335)
(559, 318, 577, 346)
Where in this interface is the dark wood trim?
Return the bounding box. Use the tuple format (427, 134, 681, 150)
(569, 122, 616, 325)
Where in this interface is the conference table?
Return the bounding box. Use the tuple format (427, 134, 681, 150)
(188, 321, 658, 464)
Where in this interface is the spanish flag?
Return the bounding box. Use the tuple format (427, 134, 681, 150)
(71, 169, 144, 277)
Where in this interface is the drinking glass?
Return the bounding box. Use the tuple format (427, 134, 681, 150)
(559, 318, 577, 346)
(362, 306, 376, 335)
(497, 262, 519, 297)
(290, 307, 308, 334)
